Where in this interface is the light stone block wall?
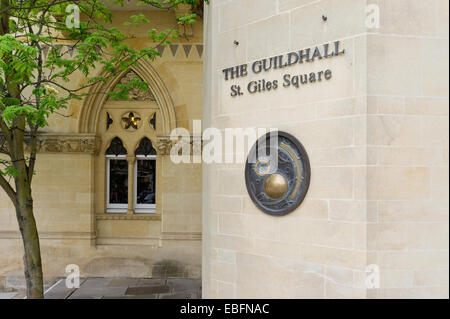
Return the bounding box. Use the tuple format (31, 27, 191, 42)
(365, 0, 449, 299)
(203, 0, 448, 298)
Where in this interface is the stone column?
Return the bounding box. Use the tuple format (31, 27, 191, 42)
(126, 156, 136, 214)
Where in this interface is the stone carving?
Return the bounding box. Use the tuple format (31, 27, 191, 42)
(156, 137, 173, 155)
(22, 134, 101, 154)
(156, 135, 202, 156)
(79, 59, 177, 134)
(121, 111, 141, 131)
(112, 71, 156, 101)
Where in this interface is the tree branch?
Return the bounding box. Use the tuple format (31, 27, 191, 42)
(0, 117, 12, 146)
(0, 173, 16, 204)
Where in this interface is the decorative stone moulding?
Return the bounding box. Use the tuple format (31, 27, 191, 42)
(154, 135, 202, 156)
(245, 131, 311, 216)
(121, 111, 142, 131)
(96, 214, 161, 221)
(156, 136, 173, 155)
(79, 60, 177, 136)
(22, 134, 101, 154)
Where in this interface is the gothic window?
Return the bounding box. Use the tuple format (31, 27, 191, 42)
(106, 137, 128, 213)
(106, 137, 127, 156)
(134, 138, 157, 214)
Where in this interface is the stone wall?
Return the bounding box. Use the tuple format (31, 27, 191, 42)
(202, 0, 448, 298)
(365, 0, 449, 298)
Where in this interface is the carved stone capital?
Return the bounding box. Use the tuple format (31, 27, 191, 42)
(159, 135, 203, 157)
(156, 136, 173, 155)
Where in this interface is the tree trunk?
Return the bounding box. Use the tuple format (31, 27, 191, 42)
(15, 179, 44, 299)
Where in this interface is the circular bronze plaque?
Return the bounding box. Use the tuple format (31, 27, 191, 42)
(245, 131, 311, 216)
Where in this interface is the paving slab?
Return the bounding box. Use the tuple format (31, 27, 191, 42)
(125, 285, 171, 295)
(102, 294, 159, 299)
(108, 278, 140, 287)
(159, 291, 199, 299)
(137, 278, 167, 286)
(67, 277, 122, 299)
(15, 277, 202, 299)
(44, 278, 87, 299)
(166, 278, 202, 292)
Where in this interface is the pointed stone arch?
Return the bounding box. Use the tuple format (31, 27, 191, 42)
(78, 59, 176, 135)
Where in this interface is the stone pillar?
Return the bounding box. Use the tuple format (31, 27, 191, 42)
(126, 156, 135, 214)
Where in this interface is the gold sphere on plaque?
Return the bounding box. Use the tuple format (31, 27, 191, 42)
(264, 174, 288, 200)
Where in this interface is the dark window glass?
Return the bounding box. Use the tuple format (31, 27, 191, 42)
(109, 160, 128, 204)
(136, 160, 156, 205)
(135, 137, 156, 157)
(106, 137, 127, 156)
